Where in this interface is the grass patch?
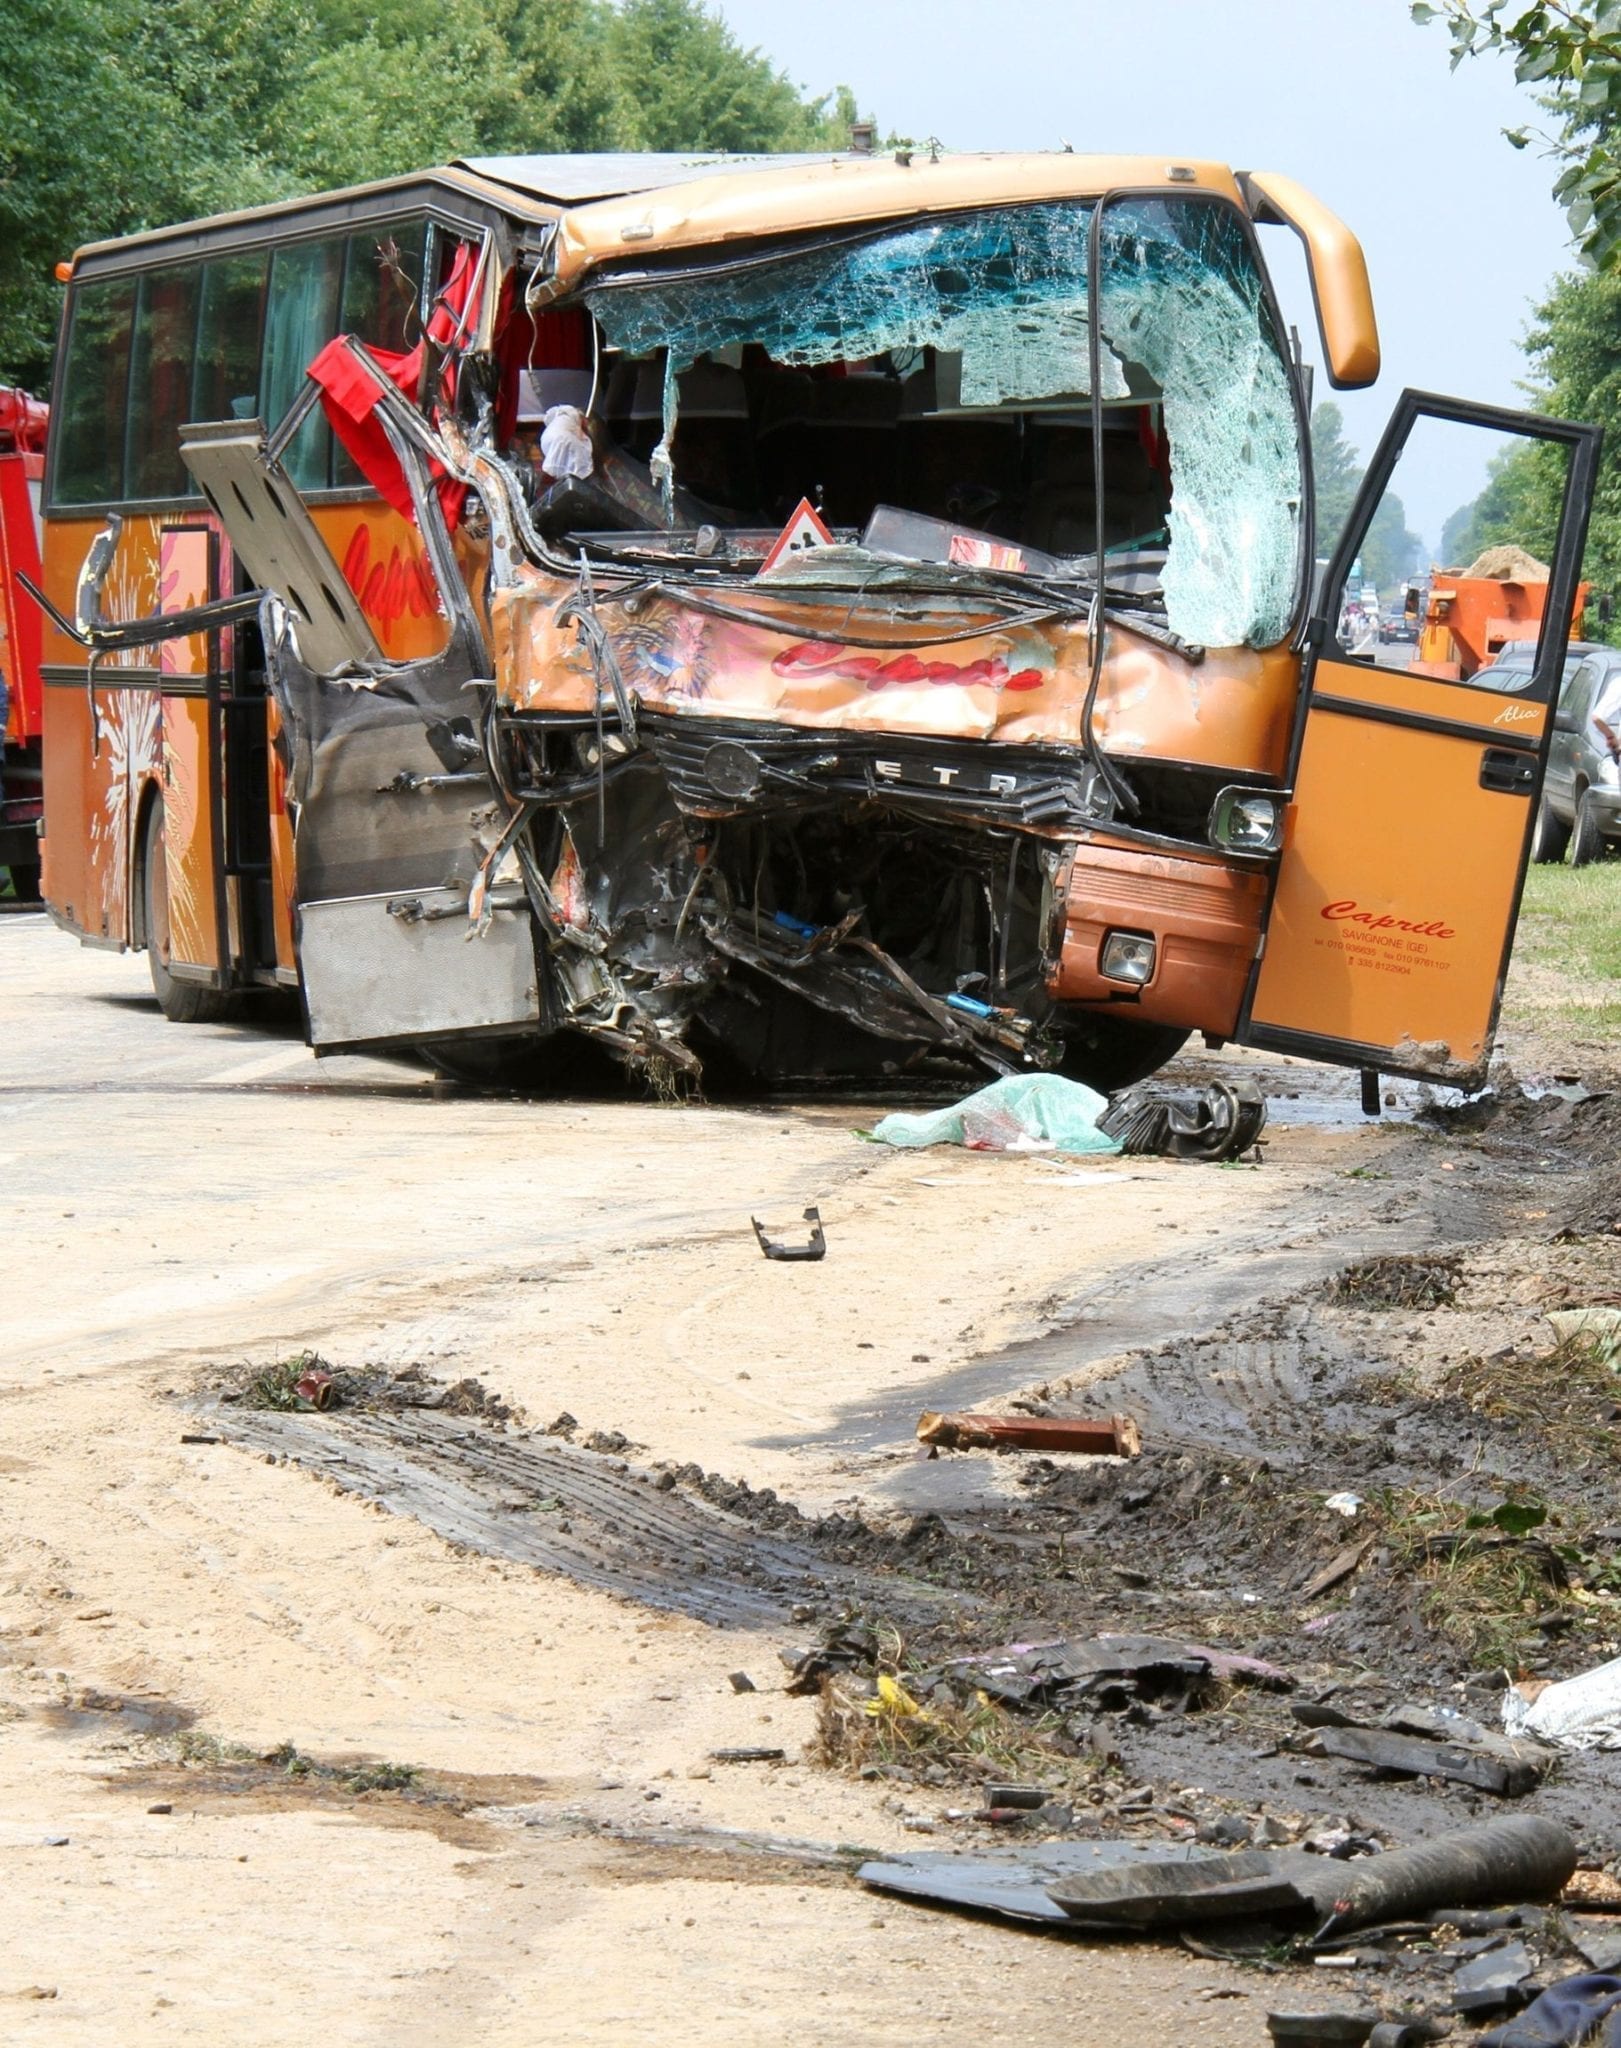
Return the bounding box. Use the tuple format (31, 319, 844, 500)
(1437, 1335, 1621, 1471)
(175, 1732, 418, 1795)
(1327, 1252, 1462, 1310)
(1512, 865, 1621, 1049)
(1378, 1487, 1571, 1670)
(241, 1351, 339, 1411)
(804, 1621, 1111, 1797)
(813, 1673, 1096, 1790)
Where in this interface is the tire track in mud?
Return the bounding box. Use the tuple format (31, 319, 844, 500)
(188, 1401, 905, 1628)
(799, 1147, 1500, 1458)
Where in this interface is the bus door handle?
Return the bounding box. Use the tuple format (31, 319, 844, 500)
(1479, 747, 1537, 796)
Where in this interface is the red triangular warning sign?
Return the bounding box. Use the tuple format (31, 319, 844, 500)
(759, 497, 834, 575)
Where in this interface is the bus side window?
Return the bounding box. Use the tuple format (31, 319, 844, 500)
(332, 221, 428, 490)
(126, 264, 202, 502)
(50, 276, 138, 507)
(194, 253, 269, 428)
(262, 237, 344, 492)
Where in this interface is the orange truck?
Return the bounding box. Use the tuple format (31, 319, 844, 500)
(1415, 546, 1587, 682)
(25, 152, 1604, 1092)
(0, 384, 46, 898)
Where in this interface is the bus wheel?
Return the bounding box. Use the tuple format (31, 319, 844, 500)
(1053, 1014, 1189, 1092)
(140, 797, 232, 1023)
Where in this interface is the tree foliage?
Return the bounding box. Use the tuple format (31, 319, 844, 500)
(1440, 264, 1621, 632)
(1311, 402, 1423, 589)
(1413, 3, 1621, 268)
(0, 0, 873, 389)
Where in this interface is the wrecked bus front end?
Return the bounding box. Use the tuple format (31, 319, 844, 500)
(450, 180, 1314, 1085)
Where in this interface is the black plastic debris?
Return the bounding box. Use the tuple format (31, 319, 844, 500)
(1098, 1075, 1267, 1161)
(781, 1619, 879, 1696)
(1266, 2014, 1379, 2048)
(929, 1633, 1294, 1717)
(860, 1816, 1578, 1939)
(1453, 1939, 1536, 2017)
(751, 1206, 826, 1261)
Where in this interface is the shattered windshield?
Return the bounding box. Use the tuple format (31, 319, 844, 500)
(583, 196, 1305, 651)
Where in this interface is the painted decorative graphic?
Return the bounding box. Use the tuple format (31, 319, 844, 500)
(769, 641, 1047, 693)
(88, 688, 161, 930)
(341, 525, 438, 645)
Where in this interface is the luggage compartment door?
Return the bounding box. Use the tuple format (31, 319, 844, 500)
(1242, 391, 1600, 1086)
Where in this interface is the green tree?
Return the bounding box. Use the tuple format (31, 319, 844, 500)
(0, 0, 875, 392)
(1310, 401, 1421, 589)
(1362, 491, 1425, 588)
(1311, 400, 1365, 549)
(1413, 3, 1621, 268)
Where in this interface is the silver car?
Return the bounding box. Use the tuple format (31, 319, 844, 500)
(1530, 642, 1621, 866)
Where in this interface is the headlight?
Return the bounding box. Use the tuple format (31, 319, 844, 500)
(1099, 930, 1156, 985)
(1209, 785, 1285, 853)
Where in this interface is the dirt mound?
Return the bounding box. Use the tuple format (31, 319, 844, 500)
(1463, 543, 1550, 581)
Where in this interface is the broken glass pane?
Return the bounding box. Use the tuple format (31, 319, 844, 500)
(586, 197, 1303, 650)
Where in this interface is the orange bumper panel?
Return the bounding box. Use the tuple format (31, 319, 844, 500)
(1051, 843, 1268, 1036)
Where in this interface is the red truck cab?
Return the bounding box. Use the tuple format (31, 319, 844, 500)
(0, 383, 47, 898)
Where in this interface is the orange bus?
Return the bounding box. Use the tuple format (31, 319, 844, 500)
(31, 151, 1600, 1090)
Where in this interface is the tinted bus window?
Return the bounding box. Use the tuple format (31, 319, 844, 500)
(262, 236, 343, 490)
(51, 276, 137, 506)
(126, 264, 201, 501)
(193, 252, 269, 426)
(332, 222, 427, 489)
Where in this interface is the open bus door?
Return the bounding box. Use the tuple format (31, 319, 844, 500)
(1241, 391, 1601, 1089)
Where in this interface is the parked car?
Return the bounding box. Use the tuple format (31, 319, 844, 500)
(1473, 638, 1612, 864)
(1539, 645, 1621, 865)
(1485, 641, 1621, 864)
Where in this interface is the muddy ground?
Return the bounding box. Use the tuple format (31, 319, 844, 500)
(5, 899, 1621, 2044)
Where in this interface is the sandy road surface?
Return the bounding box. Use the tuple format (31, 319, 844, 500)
(2, 908, 1446, 2044)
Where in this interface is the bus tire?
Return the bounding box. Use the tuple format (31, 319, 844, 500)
(1530, 798, 1570, 865)
(1053, 1014, 1190, 1092)
(1570, 788, 1608, 869)
(139, 796, 232, 1023)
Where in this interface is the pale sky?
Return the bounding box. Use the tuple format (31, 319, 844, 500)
(715, 0, 1578, 554)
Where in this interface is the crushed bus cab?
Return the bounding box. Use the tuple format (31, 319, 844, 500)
(30, 151, 1600, 1089)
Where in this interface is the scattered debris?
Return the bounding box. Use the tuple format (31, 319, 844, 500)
(1452, 1939, 1535, 2017)
(1546, 1306, 1621, 1365)
(868, 1074, 1121, 1157)
(932, 1633, 1294, 1717)
(1266, 2013, 1380, 2047)
(1506, 1654, 1621, 1752)
(727, 1671, 757, 1694)
(241, 1350, 344, 1412)
(1323, 1492, 1365, 1518)
(1307, 1720, 1544, 1799)
(1098, 1075, 1267, 1162)
(709, 1747, 786, 1764)
(861, 1815, 1578, 1938)
(916, 1410, 1142, 1457)
(1300, 1539, 1374, 1602)
(1477, 1972, 1621, 2048)
(1326, 1254, 1461, 1310)
(750, 1206, 826, 1262)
